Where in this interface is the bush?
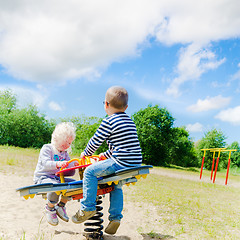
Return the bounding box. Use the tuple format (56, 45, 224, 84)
(65, 116, 108, 155)
(7, 105, 55, 148)
(195, 128, 227, 170)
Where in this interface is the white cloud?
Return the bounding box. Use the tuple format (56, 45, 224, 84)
(0, 85, 47, 108)
(166, 44, 226, 97)
(49, 101, 63, 111)
(186, 122, 203, 132)
(187, 95, 231, 112)
(155, 1, 240, 45)
(0, 1, 162, 83)
(0, 0, 239, 86)
(231, 69, 240, 81)
(215, 106, 240, 125)
(224, 62, 240, 91)
(134, 85, 179, 104)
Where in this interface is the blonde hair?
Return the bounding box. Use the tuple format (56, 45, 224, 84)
(105, 86, 128, 109)
(51, 122, 76, 150)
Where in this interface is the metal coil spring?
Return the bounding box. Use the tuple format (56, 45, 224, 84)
(84, 196, 104, 240)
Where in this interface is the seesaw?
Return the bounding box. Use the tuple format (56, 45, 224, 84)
(16, 155, 153, 240)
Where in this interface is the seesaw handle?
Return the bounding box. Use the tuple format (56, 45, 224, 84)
(58, 155, 106, 183)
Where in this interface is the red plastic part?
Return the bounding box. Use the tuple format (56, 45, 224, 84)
(225, 158, 231, 185)
(200, 156, 205, 179)
(213, 157, 219, 183)
(210, 157, 215, 180)
(71, 186, 114, 200)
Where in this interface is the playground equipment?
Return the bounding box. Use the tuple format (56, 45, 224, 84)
(16, 155, 152, 240)
(200, 148, 237, 185)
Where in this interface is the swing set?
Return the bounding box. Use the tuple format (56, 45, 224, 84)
(200, 148, 237, 185)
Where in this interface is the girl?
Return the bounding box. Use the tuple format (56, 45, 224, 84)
(34, 122, 77, 226)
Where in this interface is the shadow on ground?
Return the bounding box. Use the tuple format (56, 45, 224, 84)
(141, 232, 174, 239)
(55, 230, 174, 240)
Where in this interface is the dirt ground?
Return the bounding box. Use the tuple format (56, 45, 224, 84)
(0, 170, 167, 240)
(1, 168, 239, 240)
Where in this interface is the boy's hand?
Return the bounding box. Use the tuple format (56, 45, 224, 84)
(56, 161, 69, 169)
(80, 152, 86, 159)
(99, 153, 107, 161)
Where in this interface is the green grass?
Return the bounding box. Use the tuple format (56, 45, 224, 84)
(0, 145, 39, 174)
(226, 166, 240, 176)
(125, 170, 240, 239)
(1, 145, 240, 239)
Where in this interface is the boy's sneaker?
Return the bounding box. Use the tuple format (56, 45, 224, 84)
(45, 207, 59, 226)
(55, 205, 69, 222)
(105, 220, 120, 235)
(72, 210, 96, 224)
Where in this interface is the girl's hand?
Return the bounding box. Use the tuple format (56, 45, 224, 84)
(74, 161, 79, 166)
(56, 161, 69, 169)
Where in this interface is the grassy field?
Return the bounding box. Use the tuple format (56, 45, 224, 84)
(126, 172, 240, 239)
(1, 145, 240, 239)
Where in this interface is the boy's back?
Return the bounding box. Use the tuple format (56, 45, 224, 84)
(84, 86, 142, 168)
(96, 112, 142, 168)
(105, 112, 142, 166)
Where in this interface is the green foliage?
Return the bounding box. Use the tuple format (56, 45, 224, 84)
(0, 90, 56, 148)
(195, 128, 227, 170)
(7, 105, 56, 148)
(227, 141, 240, 168)
(65, 115, 108, 155)
(169, 127, 198, 167)
(0, 89, 17, 145)
(132, 105, 197, 167)
(0, 89, 17, 114)
(132, 105, 174, 166)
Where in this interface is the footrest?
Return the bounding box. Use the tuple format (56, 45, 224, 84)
(115, 165, 153, 175)
(16, 166, 153, 199)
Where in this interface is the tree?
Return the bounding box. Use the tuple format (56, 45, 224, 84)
(0, 89, 17, 145)
(0, 89, 56, 148)
(227, 141, 240, 168)
(195, 128, 227, 170)
(7, 105, 56, 148)
(132, 105, 198, 167)
(0, 89, 16, 114)
(67, 115, 108, 155)
(169, 127, 198, 167)
(132, 105, 175, 166)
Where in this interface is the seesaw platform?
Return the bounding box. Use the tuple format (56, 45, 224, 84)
(16, 165, 153, 200)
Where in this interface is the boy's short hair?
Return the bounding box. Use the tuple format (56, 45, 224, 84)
(106, 86, 128, 109)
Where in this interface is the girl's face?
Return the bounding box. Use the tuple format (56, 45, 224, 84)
(57, 137, 74, 152)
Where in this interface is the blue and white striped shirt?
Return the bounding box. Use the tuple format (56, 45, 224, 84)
(84, 112, 142, 168)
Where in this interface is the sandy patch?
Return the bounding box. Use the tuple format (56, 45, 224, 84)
(0, 171, 166, 240)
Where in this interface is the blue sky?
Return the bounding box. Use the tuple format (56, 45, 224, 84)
(1, 0, 240, 144)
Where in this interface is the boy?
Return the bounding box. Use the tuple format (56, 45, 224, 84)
(72, 86, 142, 235)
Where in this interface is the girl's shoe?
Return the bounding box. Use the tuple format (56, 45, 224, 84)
(105, 220, 120, 235)
(55, 205, 69, 222)
(45, 207, 59, 226)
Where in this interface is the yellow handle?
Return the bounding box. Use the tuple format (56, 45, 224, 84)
(59, 155, 106, 183)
